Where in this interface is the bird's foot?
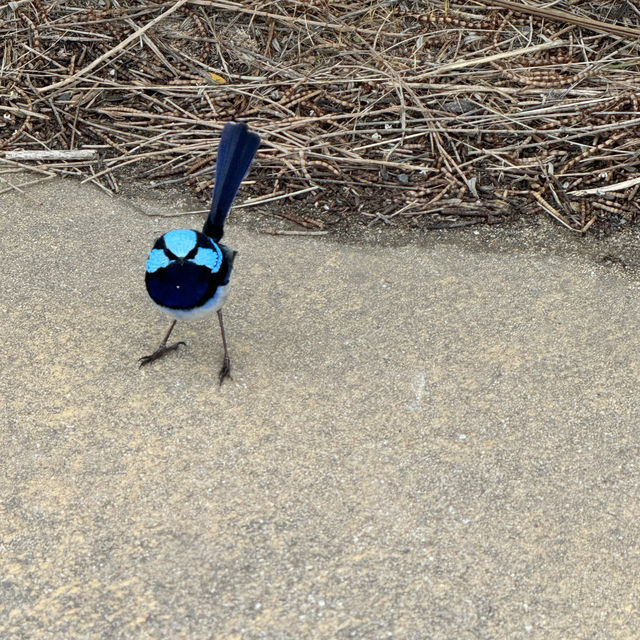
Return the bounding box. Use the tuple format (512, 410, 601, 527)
(138, 341, 186, 368)
(218, 355, 232, 386)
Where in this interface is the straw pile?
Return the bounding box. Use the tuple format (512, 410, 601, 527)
(3, 0, 640, 233)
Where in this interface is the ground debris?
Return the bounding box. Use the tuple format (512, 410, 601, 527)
(2, 0, 640, 234)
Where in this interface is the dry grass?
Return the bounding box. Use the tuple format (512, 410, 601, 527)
(3, 0, 640, 233)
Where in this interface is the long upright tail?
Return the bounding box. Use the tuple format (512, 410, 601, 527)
(203, 122, 260, 242)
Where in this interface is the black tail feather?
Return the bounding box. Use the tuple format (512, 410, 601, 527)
(203, 122, 260, 242)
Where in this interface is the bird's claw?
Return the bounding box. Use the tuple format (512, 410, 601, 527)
(138, 341, 186, 368)
(218, 356, 232, 386)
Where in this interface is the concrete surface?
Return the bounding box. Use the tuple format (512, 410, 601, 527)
(1, 174, 640, 639)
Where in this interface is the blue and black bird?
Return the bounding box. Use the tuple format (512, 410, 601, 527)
(139, 122, 260, 384)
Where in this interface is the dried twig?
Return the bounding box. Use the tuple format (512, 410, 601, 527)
(37, 0, 191, 93)
(2, 0, 640, 233)
(4, 149, 98, 161)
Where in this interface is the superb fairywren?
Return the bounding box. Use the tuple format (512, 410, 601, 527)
(139, 122, 260, 384)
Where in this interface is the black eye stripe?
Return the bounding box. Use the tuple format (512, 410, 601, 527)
(163, 247, 197, 261)
(197, 235, 215, 250)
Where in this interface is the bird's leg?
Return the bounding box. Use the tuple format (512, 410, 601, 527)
(217, 310, 232, 385)
(138, 319, 186, 367)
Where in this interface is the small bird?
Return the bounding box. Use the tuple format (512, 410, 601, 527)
(139, 122, 260, 384)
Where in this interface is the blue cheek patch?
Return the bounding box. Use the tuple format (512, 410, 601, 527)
(146, 248, 170, 273)
(191, 246, 222, 273)
(163, 229, 197, 258)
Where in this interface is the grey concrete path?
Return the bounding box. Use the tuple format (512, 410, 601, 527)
(1, 175, 640, 638)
